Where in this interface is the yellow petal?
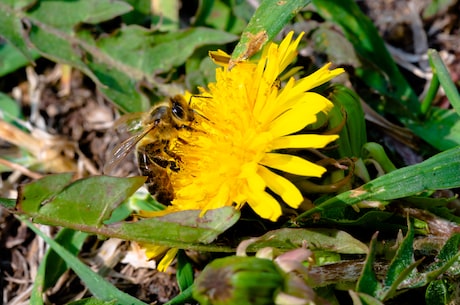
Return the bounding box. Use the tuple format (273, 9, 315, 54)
(143, 244, 169, 259)
(268, 102, 317, 137)
(278, 92, 333, 116)
(247, 190, 282, 221)
(268, 93, 334, 137)
(258, 165, 303, 208)
(209, 50, 231, 66)
(240, 162, 266, 193)
(294, 63, 344, 92)
(157, 248, 179, 272)
(260, 153, 327, 177)
(278, 32, 303, 73)
(271, 134, 339, 150)
(207, 183, 230, 210)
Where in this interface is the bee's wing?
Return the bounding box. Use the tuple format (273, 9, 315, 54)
(104, 123, 155, 175)
(113, 112, 145, 133)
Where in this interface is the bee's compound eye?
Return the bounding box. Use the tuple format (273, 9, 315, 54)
(172, 101, 185, 119)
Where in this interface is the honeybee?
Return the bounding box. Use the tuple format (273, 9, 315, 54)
(105, 95, 196, 204)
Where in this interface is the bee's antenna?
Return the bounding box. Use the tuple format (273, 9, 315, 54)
(189, 95, 210, 121)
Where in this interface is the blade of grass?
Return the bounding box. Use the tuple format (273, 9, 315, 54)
(23, 217, 148, 305)
(230, 0, 311, 65)
(176, 250, 194, 292)
(164, 285, 194, 305)
(428, 49, 460, 116)
(329, 84, 367, 158)
(31, 229, 88, 304)
(420, 73, 440, 115)
(294, 146, 460, 222)
(356, 232, 381, 297)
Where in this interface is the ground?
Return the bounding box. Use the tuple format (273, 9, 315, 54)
(1, 0, 460, 304)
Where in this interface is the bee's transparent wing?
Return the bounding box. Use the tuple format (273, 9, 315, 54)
(104, 123, 154, 175)
(112, 111, 146, 134)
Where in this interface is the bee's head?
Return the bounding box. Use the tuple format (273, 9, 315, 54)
(170, 95, 195, 126)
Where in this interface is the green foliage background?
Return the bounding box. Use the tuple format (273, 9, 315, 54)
(1, 0, 460, 304)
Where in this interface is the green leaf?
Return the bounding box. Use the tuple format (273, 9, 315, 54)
(13, 174, 240, 251)
(427, 49, 460, 114)
(18, 172, 75, 213)
(231, 0, 256, 22)
(193, 0, 246, 33)
(122, 0, 151, 25)
(109, 207, 240, 246)
(26, 0, 132, 29)
(404, 196, 460, 224)
(106, 189, 164, 224)
(230, 0, 311, 63)
(84, 26, 236, 112)
(0, 42, 40, 76)
(43, 229, 88, 290)
(18, 174, 145, 227)
(0, 92, 21, 122)
(95, 26, 238, 77)
(425, 280, 449, 305)
(86, 57, 150, 113)
(356, 233, 381, 296)
(23, 218, 147, 305)
(27, 22, 103, 87)
(425, 233, 460, 276)
(383, 262, 423, 299)
(1, 1, 238, 113)
(67, 298, 117, 305)
(329, 84, 367, 158)
(295, 146, 460, 221)
(311, 22, 360, 66)
(17, 0, 131, 87)
(185, 52, 216, 91)
(246, 228, 368, 254)
(410, 107, 460, 151)
(362, 142, 397, 173)
(307, 210, 408, 235)
(383, 220, 415, 291)
(0, 8, 35, 62)
(382, 234, 460, 290)
(349, 291, 385, 305)
(176, 250, 194, 292)
(164, 285, 194, 305)
(1, 0, 35, 9)
(313, 0, 421, 119)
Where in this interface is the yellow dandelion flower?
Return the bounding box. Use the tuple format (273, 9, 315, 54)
(144, 31, 343, 222)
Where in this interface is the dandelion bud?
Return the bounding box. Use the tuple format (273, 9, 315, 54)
(193, 256, 284, 305)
